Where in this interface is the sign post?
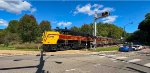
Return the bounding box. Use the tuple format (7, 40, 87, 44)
(93, 11, 110, 49)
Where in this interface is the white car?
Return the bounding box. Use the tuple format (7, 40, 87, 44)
(132, 45, 143, 51)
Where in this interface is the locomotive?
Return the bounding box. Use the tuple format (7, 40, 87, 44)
(42, 28, 115, 51)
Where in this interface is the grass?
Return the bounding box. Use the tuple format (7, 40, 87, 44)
(0, 45, 40, 51)
(90, 46, 119, 52)
(0, 44, 119, 52)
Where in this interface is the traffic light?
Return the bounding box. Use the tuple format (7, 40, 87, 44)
(101, 11, 109, 17)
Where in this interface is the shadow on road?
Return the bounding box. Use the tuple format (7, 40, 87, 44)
(126, 67, 147, 73)
(36, 50, 46, 73)
(0, 51, 47, 73)
(0, 66, 36, 70)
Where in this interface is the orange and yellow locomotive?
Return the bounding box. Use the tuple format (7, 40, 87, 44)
(42, 28, 115, 51)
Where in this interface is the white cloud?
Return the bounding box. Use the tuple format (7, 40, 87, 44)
(0, 19, 8, 26)
(57, 21, 72, 27)
(74, 4, 114, 16)
(102, 16, 118, 23)
(0, 0, 36, 14)
(30, 8, 36, 14)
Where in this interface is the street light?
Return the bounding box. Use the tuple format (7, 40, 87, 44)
(122, 22, 133, 43)
(93, 11, 110, 49)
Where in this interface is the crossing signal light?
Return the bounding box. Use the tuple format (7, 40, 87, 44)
(101, 12, 109, 17)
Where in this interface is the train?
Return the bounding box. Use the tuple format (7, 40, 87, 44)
(42, 28, 116, 51)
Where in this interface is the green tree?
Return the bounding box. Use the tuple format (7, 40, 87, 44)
(96, 23, 123, 39)
(70, 26, 80, 31)
(7, 20, 19, 33)
(138, 13, 150, 32)
(0, 29, 7, 44)
(138, 12, 150, 43)
(39, 20, 51, 34)
(126, 30, 148, 43)
(18, 14, 38, 42)
(80, 24, 93, 35)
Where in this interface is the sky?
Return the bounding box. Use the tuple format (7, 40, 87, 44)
(0, 0, 150, 33)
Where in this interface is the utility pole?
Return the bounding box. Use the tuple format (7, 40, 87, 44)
(93, 11, 110, 49)
(94, 19, 97, 48)
(122, 22, 133, 43)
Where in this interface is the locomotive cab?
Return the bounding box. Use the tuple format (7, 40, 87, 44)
(42, 31, 60, 51)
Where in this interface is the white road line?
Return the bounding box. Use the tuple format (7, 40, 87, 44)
(116, 56, 127, 59)
(65, 70, 70, 72)
(144, 63, 150, 67)
(99, 54, 106, 56)
(70, 69, 76, 71)
(107, 55, 116, 57)
(98, 56, 105, 58)
(94, 65, 97, 67)
(128, 59, 141, 63)
(65, 69, 76, 72)
(94, 64, 101, 67)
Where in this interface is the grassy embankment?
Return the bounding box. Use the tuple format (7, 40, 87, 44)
(0, 44, 119, 52)
(0, 44, 41, 51)
(90, 46, 119, 52)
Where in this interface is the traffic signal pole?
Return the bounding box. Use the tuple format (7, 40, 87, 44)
(94, 19, 97, 49)
(93, 11, 110, 49)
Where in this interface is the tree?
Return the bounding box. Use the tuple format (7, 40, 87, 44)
(138, 12, 150, 43)
(18, 14, 38, 42)
(7, 20, 19, 33)
(80, 24, 93, 35)
(126, 30, 149, 43)
(0, 29, 7, 44)
(138, 13, 150, 32)
(39, 20, 51, 34)
(70, 26, 80, 31)
(96, 23, 124, 39)
(70, 22, 124, 39)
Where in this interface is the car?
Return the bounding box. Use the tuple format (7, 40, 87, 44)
(132, 45, 143, 51)
(119, 44, 134, 52)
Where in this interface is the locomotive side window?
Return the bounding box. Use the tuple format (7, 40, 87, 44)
(48, 35, 54, 38)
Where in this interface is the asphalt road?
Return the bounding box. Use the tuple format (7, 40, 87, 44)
(0, 49, 150, 73)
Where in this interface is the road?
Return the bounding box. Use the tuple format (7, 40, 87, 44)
(0, 48, 150, 73)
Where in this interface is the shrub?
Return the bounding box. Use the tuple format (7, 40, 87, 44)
(14, 43, 42, 49)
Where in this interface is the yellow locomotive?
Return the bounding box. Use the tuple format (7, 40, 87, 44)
(42, 28, 115, 51)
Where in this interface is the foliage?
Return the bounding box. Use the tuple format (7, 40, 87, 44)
(70, 26, 80, 31)
(70, 23, 124, 39)
(0, 14, 52, 49)
(97, 23, 124, 39)
(18, 14, 38, 42)
(127, 12, 150, 44)
(138, 13, 150, 32)
(126, 30, 149, 43)
(0, 29, 6, 44)
(7, 20, 19, 33)
(14, 43, 42, 49)
(80, 24, 93, 35)
(39, 20, 51, 36)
